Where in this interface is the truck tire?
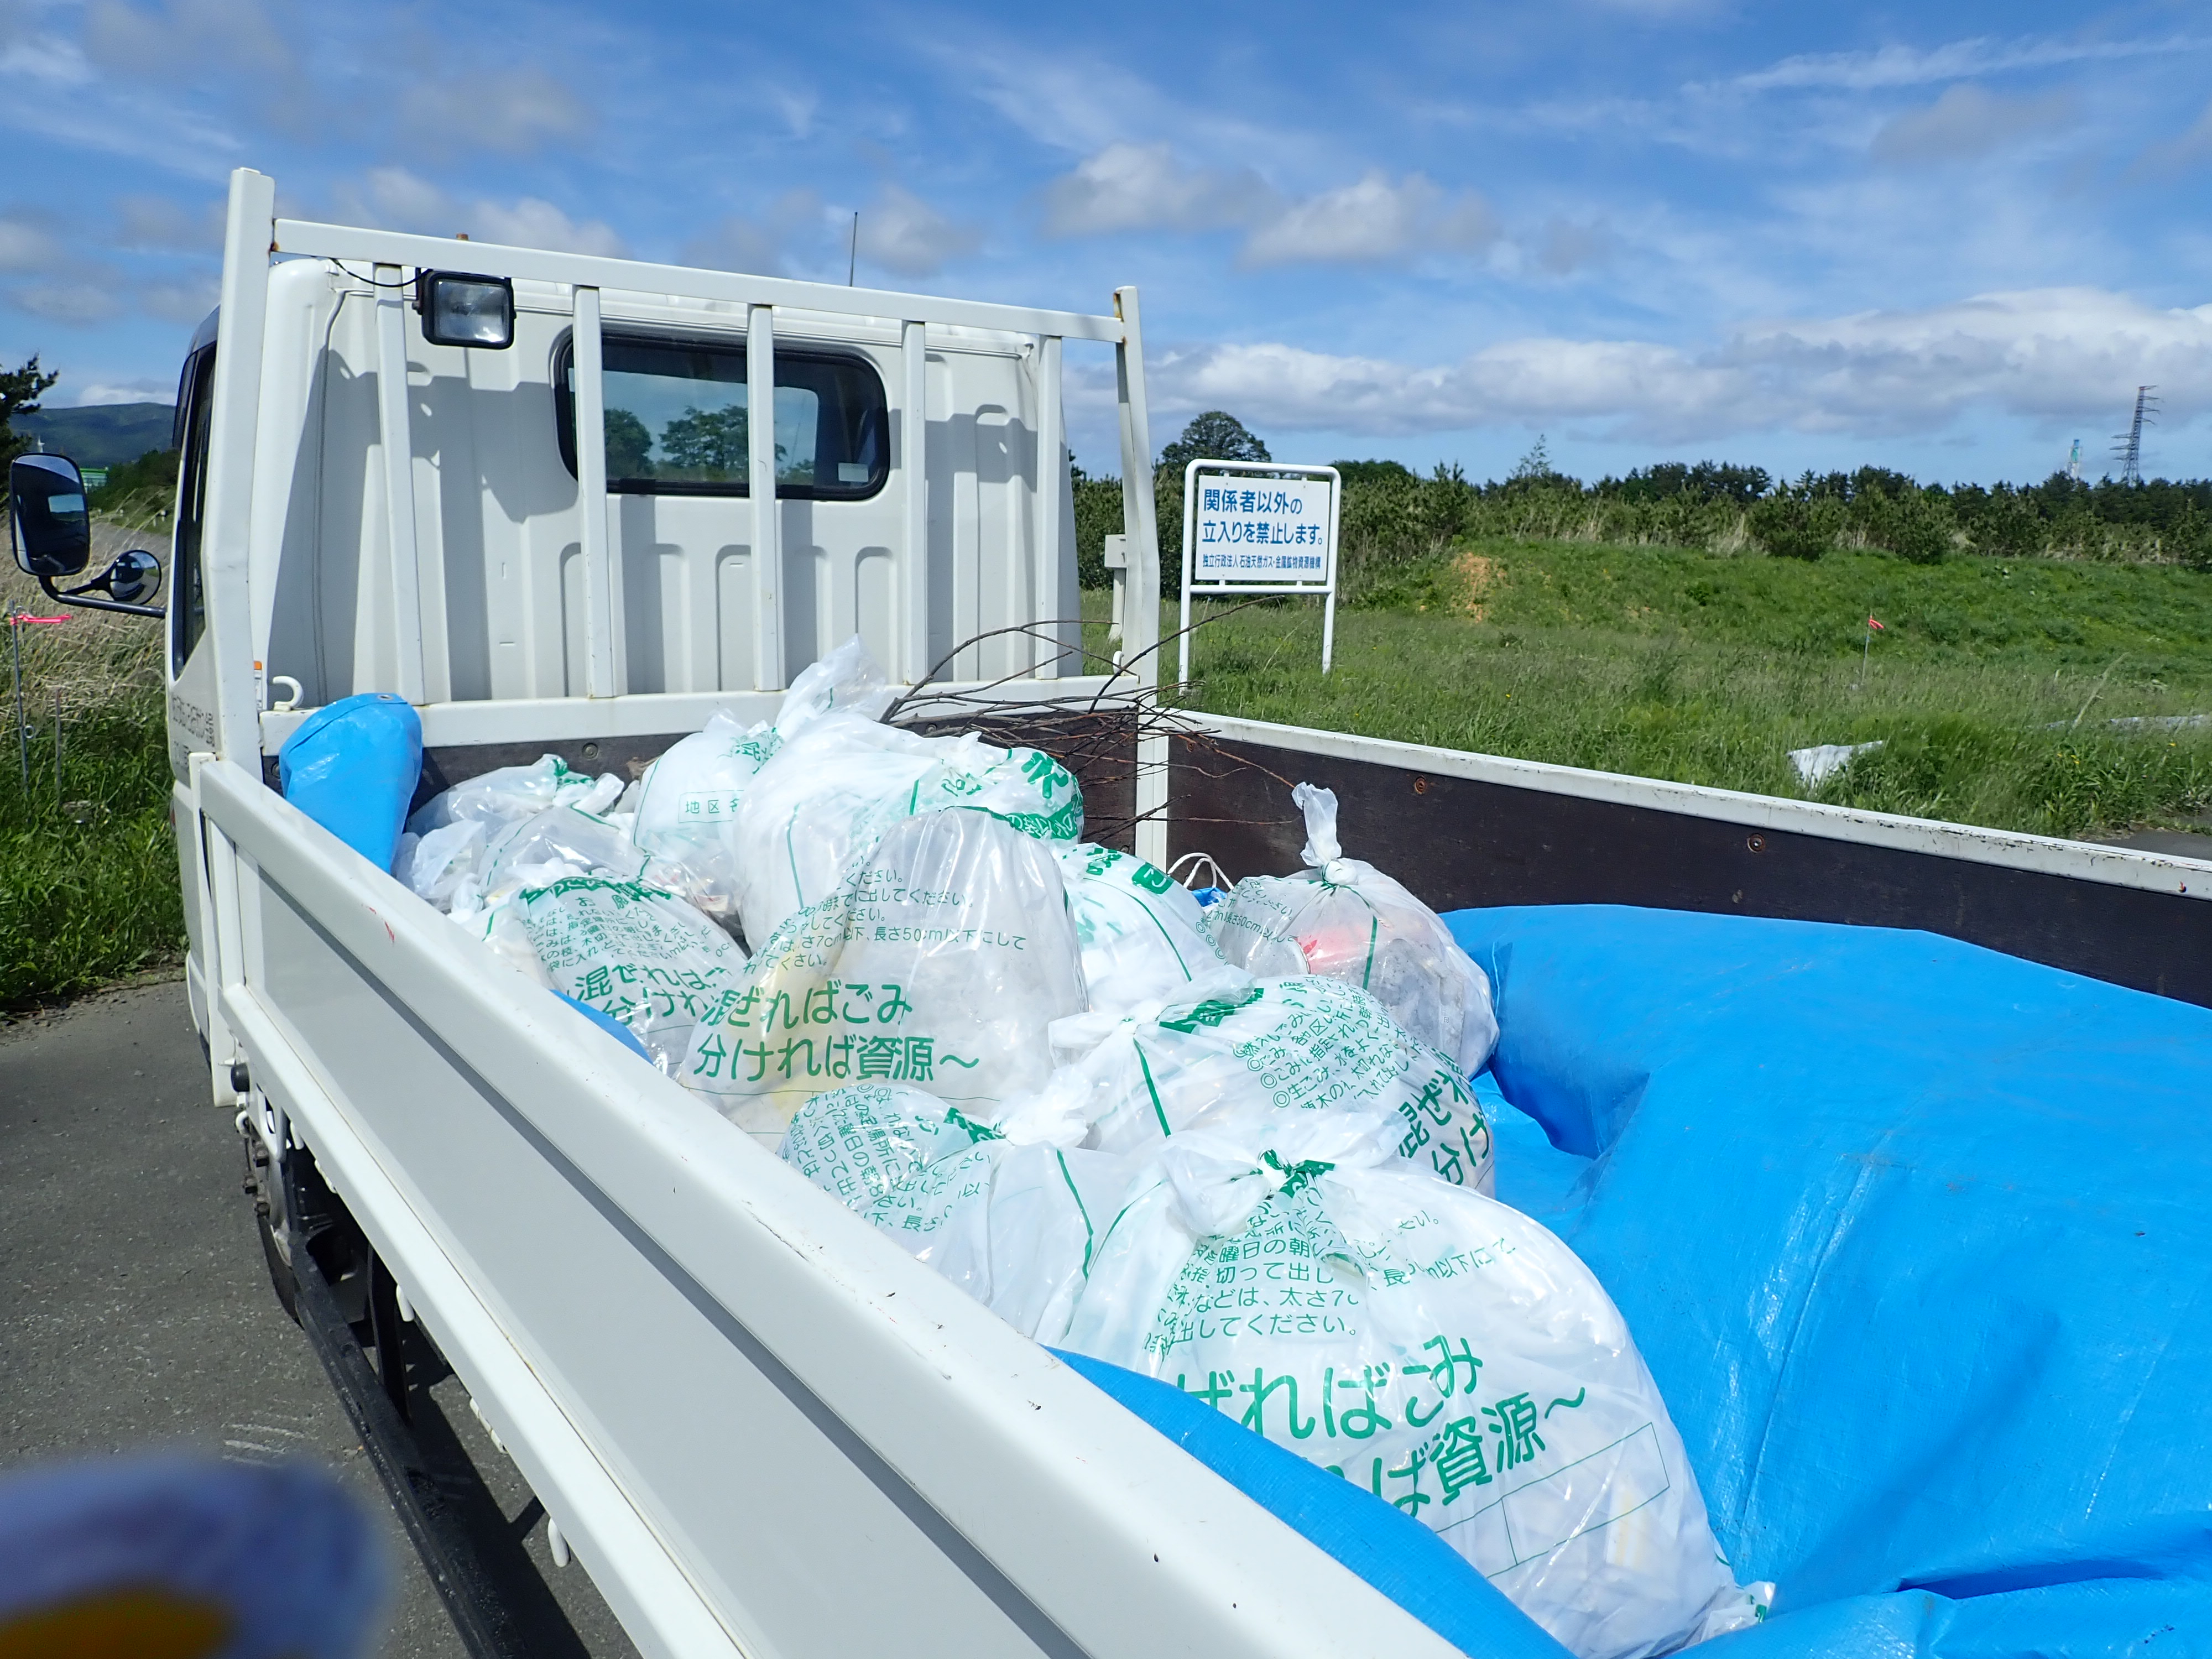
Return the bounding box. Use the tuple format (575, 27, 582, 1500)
(257, 1203, 302, 1326)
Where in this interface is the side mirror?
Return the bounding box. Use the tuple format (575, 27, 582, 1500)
(10, 453, 92, 577)
(92, 549, 163, 605)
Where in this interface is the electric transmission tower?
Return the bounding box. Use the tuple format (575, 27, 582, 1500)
(2112, 385, 2158, 484)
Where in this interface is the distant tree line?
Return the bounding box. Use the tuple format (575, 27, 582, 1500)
(1075, 414, 2212, 588)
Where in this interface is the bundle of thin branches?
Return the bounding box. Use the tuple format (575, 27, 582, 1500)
(882, 612, 1293, 848)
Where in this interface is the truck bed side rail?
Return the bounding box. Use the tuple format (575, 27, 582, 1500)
(1175, 713, 2212, 1006)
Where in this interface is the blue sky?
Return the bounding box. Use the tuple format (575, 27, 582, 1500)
(3, 0, 2211, 484)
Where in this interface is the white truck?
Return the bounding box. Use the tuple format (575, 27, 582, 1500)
(14, 166, 2211, 1657)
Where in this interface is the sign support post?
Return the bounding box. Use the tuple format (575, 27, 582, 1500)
(1178, 459, 1340, 688)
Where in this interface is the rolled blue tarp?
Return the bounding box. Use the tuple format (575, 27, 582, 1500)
(277, 693, 422, 874)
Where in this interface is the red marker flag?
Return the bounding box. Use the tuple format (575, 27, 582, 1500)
(1866, 615, 1885, 631)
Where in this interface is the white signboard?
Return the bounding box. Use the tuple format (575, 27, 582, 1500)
(1180, 460, 1341, 683)
(1191, 476, 1334, 583)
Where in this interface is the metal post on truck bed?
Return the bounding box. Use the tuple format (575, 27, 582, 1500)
(1035, 333, 1066, 679)
(570, 286, 618, 698)
(747, 303, 784, 691)
(206, 168, 276, 769)
(1113, 285, 1167, 867)
(376, 264, 429, 706)
(900, 320, 930, 684)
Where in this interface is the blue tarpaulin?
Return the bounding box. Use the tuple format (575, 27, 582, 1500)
(1444, 904, 2212, 1655)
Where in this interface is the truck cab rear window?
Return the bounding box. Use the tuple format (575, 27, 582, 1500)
(555, 332, 887, 499)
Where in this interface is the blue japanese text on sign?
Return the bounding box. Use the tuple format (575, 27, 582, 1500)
(1193, 476, 1333, 582)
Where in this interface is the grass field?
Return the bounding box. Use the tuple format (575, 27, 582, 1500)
(0, 518, 181, 1010)
(1125, 538, 2212, 842)
(5, 521, 2210, 1008)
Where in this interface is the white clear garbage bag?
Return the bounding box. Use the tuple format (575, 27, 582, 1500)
(1205, 782, 1500, 1074)
(476, 805, 672, 902)
(399, 819, 487, 910)
(775, 633, 901, 736)
(407, 754, 621, 836)
(473, 874, 748, 1074)
(627, 709, 780, 922)
(1061, 1109, 1771, 1659)
(1053, 842, 1227, 1018)
(629, 637, 898, 927)
(731, 714, 1084, 947)
(1050, 972, 1494, 1193)
(400, 757, 625, 915)
(683, 808, 1087, 1139)
(779, 1078, 1131, 1341)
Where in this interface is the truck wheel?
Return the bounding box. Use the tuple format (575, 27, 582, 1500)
(257, 1204, 302, 1326)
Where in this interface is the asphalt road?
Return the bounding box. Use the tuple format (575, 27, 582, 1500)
(1, 980, 636, 1658)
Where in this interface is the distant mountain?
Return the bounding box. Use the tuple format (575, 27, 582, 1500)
(17, 403, 176, 467)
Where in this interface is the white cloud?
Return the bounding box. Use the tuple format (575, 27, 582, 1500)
(398, 66, 593, 157)
(13, 281, 125, 325)
(0, 19, 94, 87)
(82, 0, 293, 79)
(1578, 0, 1726, 15)
(342, 166, 450, 230)
(60, 375, 176, 405)
(1726, 31, 2201, 95)
(138, 275, 218, 324)
(1041, 142, 1265, 236)
(1139, 288, 2212, 443)
(770, 86, 817, 140)
(961, 49, 1190, 156)
(112, 192, 222, 251)
(1870, 84, 2074, 165)
(330, 168, 628, 257)
(469, 197, 625, 257)
(2136, 100, 2212, 175)
(0, 214, 64, 272)
(856, 185, 978, 279)
(1241, 171, 1495, 267)
(686, 216, 786, 277)
(1536, 216, 1616, 275)
(1043, 147, 1495, 267)
(683, 191, 827, 278)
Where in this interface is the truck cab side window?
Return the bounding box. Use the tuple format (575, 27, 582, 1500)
(170, 345, 216, 672)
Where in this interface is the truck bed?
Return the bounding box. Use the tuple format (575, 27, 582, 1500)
(197, 753, 1464, 1659)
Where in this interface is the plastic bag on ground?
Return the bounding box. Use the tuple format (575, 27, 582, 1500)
(1054, 842, 1227, 1018)
(731, 713, 1084, 947)
(1061, 1108, 1769, 1659)
(1051, 972, 1495, 1193)
(1205, 783, 1499, 1074)
(683, 808, 1086, 1139)
(476, 874, 747, 1074)
(629, 637, 897, 926)
(779, 1078, 1130, 1341)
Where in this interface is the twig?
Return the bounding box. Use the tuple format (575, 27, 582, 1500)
(2070, 655, 2125, 732)
(879, 606, 1296, 848)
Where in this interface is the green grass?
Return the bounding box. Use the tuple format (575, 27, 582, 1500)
(0, 688, 183, 1009)
(1115, 537, 2212, 842)
(9, 526, 2211, 1008)
(1, 528, 184, 1011)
